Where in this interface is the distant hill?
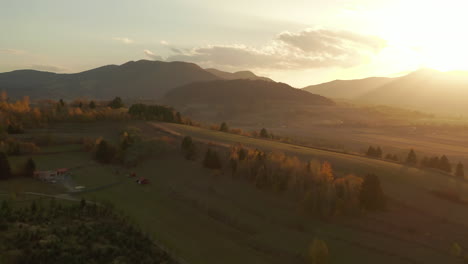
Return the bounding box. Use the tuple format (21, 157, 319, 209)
(165, 79, 333, 106)
(0, 60, 219, 100)
(303, 76, 397, 99)
(205, 68, 273, 82)
(303, 69, 468, 114)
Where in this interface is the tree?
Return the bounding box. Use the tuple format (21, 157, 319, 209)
(59, 99, 65, 107)
(406, 149, 417, 164)
(366, 146, 376, 157)
(108, 97, 124, 109)
(219, 122, 229, 132)
(309, 239, 329, 264)
(23, 158, 36, 177)
(181, 136, 197, 160)
(376, 147, 382, 158)
(175, 112, 183, 123)
(89, 101, 96, 109)
(456, 162, 464, 178)
(203, 148, 222, 169)
(95, 140, 115, 163)
(439, 155, 452, 173)
(260, 128, 269, 138)
(0, 152, 12, 180)
(359, 174, 386, 211)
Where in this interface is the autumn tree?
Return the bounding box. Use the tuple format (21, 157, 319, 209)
(309, 239, 329, 264)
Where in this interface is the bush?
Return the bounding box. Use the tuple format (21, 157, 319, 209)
(95, 140, 116, 163)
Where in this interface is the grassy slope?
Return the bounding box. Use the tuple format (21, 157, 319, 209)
(1, 121, 465, 264)
(154, 123, 468, 226)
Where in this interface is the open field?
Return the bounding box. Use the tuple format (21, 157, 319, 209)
(1, 121, 468, 264)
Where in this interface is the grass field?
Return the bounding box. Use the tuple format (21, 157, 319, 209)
(1, 121, 467, 264)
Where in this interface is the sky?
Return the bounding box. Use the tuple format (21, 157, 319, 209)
(2, 0, 468, 87)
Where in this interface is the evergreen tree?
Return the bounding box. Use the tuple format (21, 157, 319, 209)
(89, 101, 96, 109)
(108, 97, 124, 109)
(406, 149, 417, 164)
(59, 99, 65, 107)
(439, 155, 452, 173)
(181, 136, 197, 160)
(366, 146, 376, 157)
(95, 140, 115, 163)
(175, 112, 183, 123)
(23, 157, 36, 177)
(359, 174, 386, 211)
(260, 128, 269, 138)
(219, 122, 229, 132)
(0, 152, 12, 179)
(376, 147, 382, 158)
(203, 148, 222, 169)
(455, 162, 464, 178)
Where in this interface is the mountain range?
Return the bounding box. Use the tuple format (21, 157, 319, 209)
(304, 68, 468, 114)
(0, 60, 271, 100)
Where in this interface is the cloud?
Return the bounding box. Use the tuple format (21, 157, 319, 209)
(278, 29, 386, 55)
(0, 49, 26, 55)
(112, 37, 134, 44)
(143, 49, 163, 60)
(160, 40, 169, 46)
(165, 28, 387, 70)
(29, 64, 69, 72)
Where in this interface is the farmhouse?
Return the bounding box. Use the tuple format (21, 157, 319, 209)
(34, 168, 69, 182)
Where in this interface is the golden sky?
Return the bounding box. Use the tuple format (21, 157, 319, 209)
(1, 0, 468, 86)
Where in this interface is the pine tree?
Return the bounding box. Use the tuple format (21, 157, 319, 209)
(219, 122, 229, 132)
(181, 136, 196, 160)
(359, 174, 386, 211)
(260, 128, 269, 138)
(95, 140, 115, 163)
(203, 148, 222, 169)
(406, 149, 417, 164)
(24, 158, 36, 177)
(89, 101, 96, 109)
(0, 152, 12, 179)
(108, 97, 124, 109)
(455, 162, 464, 178)
(366, 146, 376, 157)
(439, 155, 452, 173)
(376, 147, 382, 158)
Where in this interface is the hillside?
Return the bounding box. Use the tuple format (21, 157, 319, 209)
(303, 69, 468, 114)
(303, 76, 397, 99)
(0, 60, 219, 100)
(205, 68, 273, 82)
(165, 79, 333, 106)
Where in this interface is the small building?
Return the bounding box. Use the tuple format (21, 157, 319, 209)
(136, 177, 149, 185)
(34, 168, 69, 182)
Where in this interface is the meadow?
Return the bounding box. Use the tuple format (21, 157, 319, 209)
(1, 121, 467, 264)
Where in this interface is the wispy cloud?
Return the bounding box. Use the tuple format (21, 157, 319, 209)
(160, 40, 169, 46)
(165, 28, 387, 70)
(143, 49, 163, 60)
(112, 37, 134, 44)
(0, 49, 26, 55)
(29, 64, 70, 73)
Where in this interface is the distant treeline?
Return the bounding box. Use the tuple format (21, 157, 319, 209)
(365, 145, 464, 178)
